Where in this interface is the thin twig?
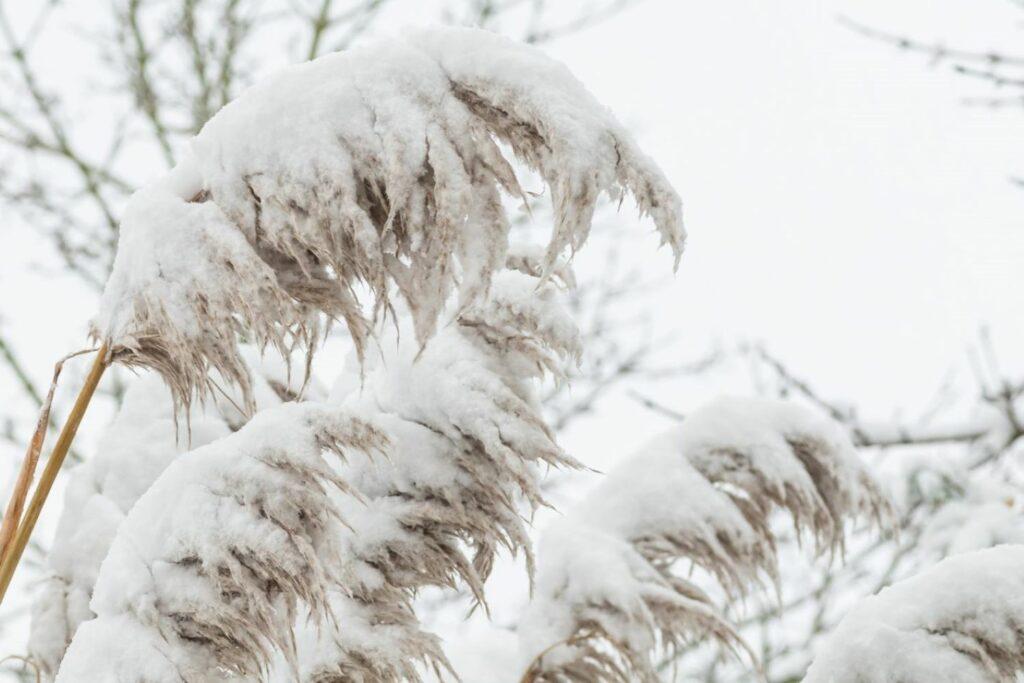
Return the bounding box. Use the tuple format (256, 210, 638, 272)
(123, 0, 177, 166)
(0, 1, 121, 236)
(0, 336, 82, 463)
(838, 15, 1024, 67)
(626, 390, 685, 421)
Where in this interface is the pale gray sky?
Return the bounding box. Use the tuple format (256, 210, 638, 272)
(2, 0, 1021, 468)
(0, 0, 1021, 674)
(555, 0, 1024, 398)
(541, 0, 1024, 465)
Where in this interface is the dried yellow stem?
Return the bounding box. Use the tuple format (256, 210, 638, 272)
(0, 343, 109, 606)
(0, 348, 96, 561)
(0, 389, 53, 561)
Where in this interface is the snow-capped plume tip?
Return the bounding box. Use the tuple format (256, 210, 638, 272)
(54, 265, 584, 680)
(53, 404, 388, 681)
(29, 353, 317, 676)
(805, 544, 1024, 683)
(520, 397, 893, 682)
(304, 269, 583, 678)
(92, 27, 684, 410)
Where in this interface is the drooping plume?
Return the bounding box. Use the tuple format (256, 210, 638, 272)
(804, 544, 1024, 683)
(28, 352, 314, 678)
(300, 265, 583, 680)
(92, 26, 684, 411)
(54, 404, 387, 681)
(65, 25, 685, 681)
(56, 262, 582, 681)
(520, 397, 893, 682)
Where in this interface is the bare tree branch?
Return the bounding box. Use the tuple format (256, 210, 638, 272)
(525, 0, 642, 44)
(838, 15, 1024, 67)
(0, 1, 121, 237)
(121, 0, 177, 166)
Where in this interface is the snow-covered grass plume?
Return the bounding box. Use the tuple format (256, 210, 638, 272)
(54, 404, 386, 681)
(92, 26, 683, 411)
(804, 544, 1024, 683)
(520, 397, 894, 682)
(28, 352, 313, 677)
(299, 265, 582, 680)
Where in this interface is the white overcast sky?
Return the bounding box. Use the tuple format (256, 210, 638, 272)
(536, 0, 1024, 463)
(2, 0, 1022, 450)
(555, 0, 1024, 399)
(0, 0, 1022, 671)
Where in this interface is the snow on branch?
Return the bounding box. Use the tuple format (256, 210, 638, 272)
(93, 26, 683, 411)
(54, 403, 386, 681)
(519, 397, 893, 682)
(804, 544, 1024, 683)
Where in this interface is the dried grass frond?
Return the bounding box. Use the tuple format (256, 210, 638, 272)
(54, 405, 387, 681)
(96, 189, 320, 415)
(72, 27, 685, 680)
(521, 397, 894, 681)
(30, 354, 318, 677)
(303, 589, 454, 683)
(805, 544, 1024, 683)
(520, 522, 751, 683)
(679, 397, 894, 558)
(93, 27, 683, 412)
(304, 270, 583, 678)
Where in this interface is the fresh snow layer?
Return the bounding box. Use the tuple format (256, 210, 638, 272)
(521, 397, 892, 682)
(29, 350, 316, 677)
(805, 544, 1024, 683)
(56, 267, 582, 681)
(93, 26, 683, 413)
